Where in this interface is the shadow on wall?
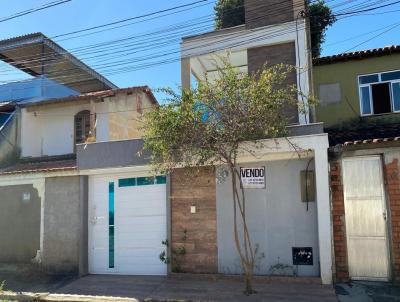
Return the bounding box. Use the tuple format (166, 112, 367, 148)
(0, 184, 41, 263)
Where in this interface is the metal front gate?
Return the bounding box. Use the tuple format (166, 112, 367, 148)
(342, 156, 390, 280)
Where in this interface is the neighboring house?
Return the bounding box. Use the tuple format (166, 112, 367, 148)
(314, 46, 400, 283)
(171, 0, 333, 284)
(0, 33, 160, 275)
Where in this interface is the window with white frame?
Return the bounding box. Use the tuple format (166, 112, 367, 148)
(358, 70, 400, 116)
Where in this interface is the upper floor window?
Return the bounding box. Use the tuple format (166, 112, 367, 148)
(359, 70, 400, 116)
(74, 110, 91, 145)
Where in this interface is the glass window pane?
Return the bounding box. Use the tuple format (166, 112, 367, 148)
(137, 177, 155, 186)
(119, 178, 136, 187)
(360, 86, 372, 115)
(392, 83, 400, 111)
(381, 71, 400, 81)
(108, 182, 115, 269)
(156, 176, 167, 184)
(359, 74, 379, 84)
(371, 83, 391, 114)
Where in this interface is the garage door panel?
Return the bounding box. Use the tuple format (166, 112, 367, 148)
(118, 233, 165, 246)
(119, 207, 166, 217)
(118, 247, 162, 258)
(118, 216, 167, 231)
(89, 174, 167, 275)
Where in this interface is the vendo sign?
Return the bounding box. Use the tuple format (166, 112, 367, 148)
(240, 166, 266, 189)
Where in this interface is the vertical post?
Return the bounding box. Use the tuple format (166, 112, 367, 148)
(314, 147, 333, 284)
(90, 100, 96, 141)
(181, 57, 191, 90)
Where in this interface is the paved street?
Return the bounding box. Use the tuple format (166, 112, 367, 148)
(54, 274, 337, 302)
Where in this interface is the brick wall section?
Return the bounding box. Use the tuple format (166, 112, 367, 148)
(384, 158, 400, 283)
(170, 167, 218, 273)
(244, 0, 295, 29)
(330, 161, 350, 282)
(247, 42, 299, 124)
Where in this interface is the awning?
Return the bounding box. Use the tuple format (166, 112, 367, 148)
(0, 33, 117, 93)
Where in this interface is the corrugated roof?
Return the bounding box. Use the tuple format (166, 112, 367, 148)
(20, 86, 158, 107)
(314, 45, 400, 66)
(0, 32, 117, 93)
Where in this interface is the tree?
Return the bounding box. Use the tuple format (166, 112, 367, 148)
(308, 0, 336, 58)
(214, 0, 336, 58)
(214, 0, 244, 30)
(143, 61, 301, 294)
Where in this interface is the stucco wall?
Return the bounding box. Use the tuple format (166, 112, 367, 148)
(108, 91, 153, 140)
(216, 159, 320, 277)
(314, 54, 400, 128)
(21, 103, 91, 157)
(0, 184, 41, 263)
(42, 176, 88, 274)
(21, 91, 154, 157)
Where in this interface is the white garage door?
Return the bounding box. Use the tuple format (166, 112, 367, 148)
(89, 174, 167, 275)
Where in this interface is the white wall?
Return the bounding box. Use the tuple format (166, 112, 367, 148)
(20, 91, 153, 157)
(21, 104, 90, 157)
(182, 20, 310, 124)
(216, 159, 320, 277)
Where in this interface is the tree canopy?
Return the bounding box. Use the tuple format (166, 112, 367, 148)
(214, 0, 336, 58)
(142, 62, 298, 174)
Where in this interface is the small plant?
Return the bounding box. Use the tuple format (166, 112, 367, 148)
(159, 230, 188, 273)
(0, 280, 5, 292)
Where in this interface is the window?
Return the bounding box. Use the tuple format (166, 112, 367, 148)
(74, 110, 91, 144)
(358, 70, 400, 116)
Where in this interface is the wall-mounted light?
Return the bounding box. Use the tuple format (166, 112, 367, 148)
(22, 192, 31, 204)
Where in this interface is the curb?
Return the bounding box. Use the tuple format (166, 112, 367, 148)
(0, 291, 140, 302)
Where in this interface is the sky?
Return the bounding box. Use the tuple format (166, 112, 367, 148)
(0, 0, 399, 96)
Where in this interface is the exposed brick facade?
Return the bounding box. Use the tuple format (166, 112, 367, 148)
(170, 167, 218, 273)
(330, 161, 350, 282)
(384, 158, 400, 283)
(244, 0, 295, 29)
(247, 42, 299, 124)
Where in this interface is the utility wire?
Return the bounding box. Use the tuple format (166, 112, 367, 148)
(0, 0, 398, 86)
(0, 0, 72, 23)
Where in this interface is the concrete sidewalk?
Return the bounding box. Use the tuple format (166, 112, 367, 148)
(54, 274, 337, 302)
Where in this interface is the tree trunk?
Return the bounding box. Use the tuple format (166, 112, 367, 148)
(229, 163, 256, 295)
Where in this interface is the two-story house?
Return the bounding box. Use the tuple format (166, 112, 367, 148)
(314, 46, 400, 283)
(0, 33, 163, 276)
(167, 0, 333, 285)
(0, 0, 336, 284)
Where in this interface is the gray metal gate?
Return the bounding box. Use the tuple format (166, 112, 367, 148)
(342, 156, 390, 280)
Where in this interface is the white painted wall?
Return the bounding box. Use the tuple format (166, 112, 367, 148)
(20, 91, 154, 157)
(21, 104, 90, 157)
(216, 159, 319, 277)
(181, 20, 310, 124)
(95, 100, 109, 142)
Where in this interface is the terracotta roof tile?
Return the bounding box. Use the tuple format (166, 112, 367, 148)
(327, 123, 400, 147)
(0, 157, 77, 175)
(20, 86, 158, 107)
(314, 45, 400, 65)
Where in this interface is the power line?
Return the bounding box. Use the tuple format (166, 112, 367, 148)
(52, 0, 212, 39)
(0, 0, 72, 23)
(0, 0, 368, 74)
(0, 0, 398, 86)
